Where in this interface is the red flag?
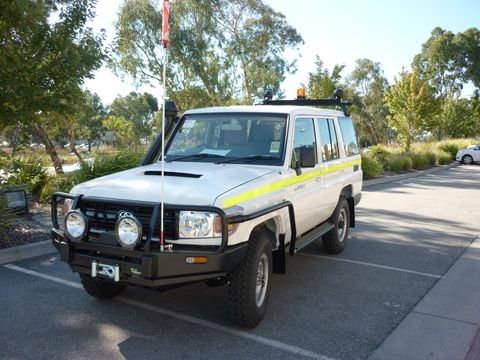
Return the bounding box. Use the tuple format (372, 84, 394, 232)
(162, 0, 169, 47)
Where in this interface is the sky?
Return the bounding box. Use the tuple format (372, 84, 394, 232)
(84, 0, 480, 105)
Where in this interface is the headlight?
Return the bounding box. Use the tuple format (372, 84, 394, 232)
(115, 215, 142, 249)
(65, 210, 87, 241)
(179, 211, 216, 238)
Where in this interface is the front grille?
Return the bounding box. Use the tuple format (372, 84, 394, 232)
(77, 199, 177, 247)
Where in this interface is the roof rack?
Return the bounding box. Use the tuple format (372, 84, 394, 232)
(261, 88, 352, 117)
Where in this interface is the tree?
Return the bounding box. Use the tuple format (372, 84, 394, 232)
(215, 0, 303, 102)
(112, 0, 303, 109)
(437, 97, 478, 138)
(307, 56, 345, 99)
(110, 92, 158, 146)
(78, 90, 106, 151)
(412, 27, 480, 97)
(348, 59, 390, 146)
(384, 71, 437, 150)
(0, 0, 105, 173)
(102, 115, 136, 148)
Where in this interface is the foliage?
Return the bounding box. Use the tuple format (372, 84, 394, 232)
(384, 154, 413, 173)
(4, 157, 48, 201)
(110, 92, 158, 143)
(439, 142, 460, 159)
(435, 97, 478, 138)
(348, 59, 391, 146)
(0, 0, 105, 173)
(307, 56, 345, 99)
(361, 154, 384, 179)
(73, 151, 144, 184)
(40, 173, 77, 203)
(413, 27, 480, 97)
(369, 144, 392, 163)
(384, 71, 438, 151)
(102, 115, 137, 148)
(113, 0, 303, 108)
(77, 90, 106, 151)
(41, 151, 144, 202)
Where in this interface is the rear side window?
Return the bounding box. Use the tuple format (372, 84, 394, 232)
(317, 118, 339, 161)
(339, 118, 360, 156)
(292, 118, 317, 166)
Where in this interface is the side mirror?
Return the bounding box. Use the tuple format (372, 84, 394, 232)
(300, 146, 316, 168)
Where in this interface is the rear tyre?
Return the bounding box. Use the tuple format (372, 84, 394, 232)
(323, 198, 350, 254)
(462, 155, 474, 165)
(228, 229, 273, 328)
(80, 274, 126, 299)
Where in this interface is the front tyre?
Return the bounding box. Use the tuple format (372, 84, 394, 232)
(228, 229, 273, 328)
(80, 274, 126, 299)
(462, 155, 474, 165)
(323, 198, 350, 254)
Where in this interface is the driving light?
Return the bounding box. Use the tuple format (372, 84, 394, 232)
(65, 210, 87, 241)
(115, 215, 142, 249)
(179, 211, 215, 238)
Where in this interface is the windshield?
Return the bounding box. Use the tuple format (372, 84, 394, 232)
(165, 112, 287, 165)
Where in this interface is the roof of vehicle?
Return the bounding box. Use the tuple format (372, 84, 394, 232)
(183, 105, 346, 118)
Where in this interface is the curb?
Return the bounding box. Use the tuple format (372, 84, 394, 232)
(0, 240, 55, 265)
(363, 162, 459, 187)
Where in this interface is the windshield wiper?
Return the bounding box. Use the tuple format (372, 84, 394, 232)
(167, 153, 225, 162)
(218, 155, 279, 164)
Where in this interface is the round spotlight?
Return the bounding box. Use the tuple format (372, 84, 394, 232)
(65, 210, 87, 241)
(115, 215, 142, 249)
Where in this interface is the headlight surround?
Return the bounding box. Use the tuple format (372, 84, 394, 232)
(64, 210, 87, 241)
(179, 211, 216, 238)
(115, 215, 143, 249)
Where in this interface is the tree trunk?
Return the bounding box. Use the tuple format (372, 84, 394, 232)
(33, 123, 64, 175)
(68, 126, 83, 162)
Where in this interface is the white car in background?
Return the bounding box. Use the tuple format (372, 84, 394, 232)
(456, 144, 480, 164)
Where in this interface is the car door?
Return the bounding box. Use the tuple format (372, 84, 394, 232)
(473, 146, 480, 161)
(315, 117, 344, 218)
(286, 117, 326, 235)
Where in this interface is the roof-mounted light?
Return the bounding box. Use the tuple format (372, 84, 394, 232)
(297, 87, 306, 99)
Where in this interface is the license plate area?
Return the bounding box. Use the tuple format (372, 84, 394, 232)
(91, 260, 120, 282)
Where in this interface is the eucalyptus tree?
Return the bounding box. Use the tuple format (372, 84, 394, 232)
(348, 59, 390, 146)
(413, 27, 480, 97)
(112, 0, 303, 109)
(412, 27, 480, 139)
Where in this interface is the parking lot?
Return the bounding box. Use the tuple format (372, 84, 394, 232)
(1, 165, 479, 360)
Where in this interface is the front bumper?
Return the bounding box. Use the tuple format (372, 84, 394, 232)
(52, 228, 247, 287)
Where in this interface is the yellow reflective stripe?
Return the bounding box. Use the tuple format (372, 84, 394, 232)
(223, 159, 361, 208)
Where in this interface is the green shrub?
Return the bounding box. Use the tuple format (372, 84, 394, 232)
(40, 174, 77, 203)
(40, 151, 144, 202)
(439, 143, 459, 159)
(73, 151, 143, 184)
(369, 145, 391, 163)
(385, 154, 413, 172)
(408, 152, 430, 169)
(5, 156, 48, 201)
(361, 154, 384, 179)
(424, 151, 438, 166)
(437, 150, 452, 165)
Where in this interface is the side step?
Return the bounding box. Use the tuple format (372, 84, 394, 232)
(289, 221, 335, 255)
